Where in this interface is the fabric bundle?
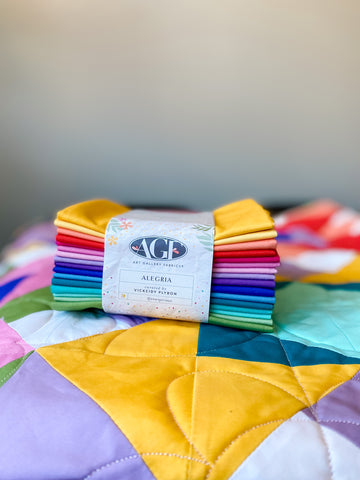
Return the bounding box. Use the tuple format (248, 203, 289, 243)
(51, 199, 279, 331)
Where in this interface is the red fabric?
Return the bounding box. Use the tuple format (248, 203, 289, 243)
(56, 234, 104, 251)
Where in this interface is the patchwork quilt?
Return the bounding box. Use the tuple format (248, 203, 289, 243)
(0, 200, 360, 480)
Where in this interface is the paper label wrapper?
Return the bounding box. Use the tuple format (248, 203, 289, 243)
(102, 210, 214, 322)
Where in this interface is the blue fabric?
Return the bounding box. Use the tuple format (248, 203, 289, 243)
(52, 279, 102, 289)
(53, 273, 102, 283)
(0, 276, 28, 301)
(211, 285, 275, 297)
(53, 266, 103, 277)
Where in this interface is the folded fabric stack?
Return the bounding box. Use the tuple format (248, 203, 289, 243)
(51, 199, 279, 331)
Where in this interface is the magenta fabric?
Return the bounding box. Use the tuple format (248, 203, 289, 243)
(213, 262, 280, 269)
(212, 256, 280, 264)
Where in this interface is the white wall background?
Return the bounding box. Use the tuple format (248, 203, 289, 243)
(0, 0, 359, 247)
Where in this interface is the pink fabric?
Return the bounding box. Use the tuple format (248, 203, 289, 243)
(0, 256, 54, 308)
(213, 262, 280, 269)
(57, 246, 104, 257)
(0, 319, 33, 367)
(57, 227, 104, 243)
(0, 256, 52, 287)
(214, 239, 277, 251)
(56, 251, 104, 262)
(212, 267, 278, 274)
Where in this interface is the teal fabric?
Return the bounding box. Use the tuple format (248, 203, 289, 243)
(198, 324, 360, 366)
(273, 282, 360, 359)
(211, 292, 275, 304)
(51, 285, 102, 295)
(209, 308, 272, 319)
(210, 304, 272, 315)
(53, 273, 102, 283)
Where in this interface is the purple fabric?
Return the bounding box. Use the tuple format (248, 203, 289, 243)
(55, 261, 103, 271)
(0, 353, 155, 480)
(54, 256, 103, 266)
(212, 273, 275, 279)
(211, 278, 275, 287)
(8, 222, 56, 249)
(304, 369, 360, 448)
(85, 457, 157, 480)
(277, 261, 320, 280)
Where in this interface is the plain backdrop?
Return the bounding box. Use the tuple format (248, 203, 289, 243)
(0, 0, 359, 248)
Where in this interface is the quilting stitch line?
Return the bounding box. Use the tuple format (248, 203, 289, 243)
(204, 418, 285, 480)
(277, 337, 335, 480)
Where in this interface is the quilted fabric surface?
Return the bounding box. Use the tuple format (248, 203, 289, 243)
(0, 200, 360, 480)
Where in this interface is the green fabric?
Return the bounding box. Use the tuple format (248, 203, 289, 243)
(0, 352, 33, 387)
(208, 315, 273, 332)
(210, 312, 272, 325)
(0, 286, 102, 318)
(0, 287, 54, 323)
(51, 299, 102, 311)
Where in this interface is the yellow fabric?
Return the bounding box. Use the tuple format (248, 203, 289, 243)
(214, 229, 277, 246)
(214, 199, 274, 241)
(293, 363, 360, 405)
(54, 220, 106, 238)
(301, 255, 360, 284)
(55, 198, 275, 243)
(56, 199, 129, 235)
(39, 321, 201, 480)
(36, 319, 357, 480)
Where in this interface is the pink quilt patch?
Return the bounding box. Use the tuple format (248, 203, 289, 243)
(0, 319, 33, 368)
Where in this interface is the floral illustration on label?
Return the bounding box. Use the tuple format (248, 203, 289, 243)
(192, 224, 214, 252)
(108, 235, 118, 246)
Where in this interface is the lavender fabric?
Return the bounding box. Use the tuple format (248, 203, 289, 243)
(0, 353, 155, 480)
(212, 273, 275, 280)
(304, 370, 360, 448)
(54, 256, 103, 266)
(211, 278, 275, 288)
